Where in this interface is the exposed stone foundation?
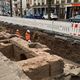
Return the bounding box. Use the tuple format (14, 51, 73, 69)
(0, 32, 64, 80)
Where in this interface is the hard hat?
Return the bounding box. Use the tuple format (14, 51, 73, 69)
(27, 30, 30, 33)
(16, 29, 19, 31)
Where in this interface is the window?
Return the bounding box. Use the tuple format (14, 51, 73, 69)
(14, 0, 17, 1)
(67, 0, 71, 3)
(74, 0, 78, 3)
(34, 0, 36, 5)
(42, 0, 45, 5)
(51, 0, 54, 4)
(38, 3, 40, 5)
(56, 0, 59, 4)
(61, 0, 65, 4)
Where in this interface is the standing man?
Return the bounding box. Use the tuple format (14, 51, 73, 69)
(25, 30, 31, 42)
(16, 29, 21, 38)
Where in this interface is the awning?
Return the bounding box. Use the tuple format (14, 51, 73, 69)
(72, 3, 80, 6)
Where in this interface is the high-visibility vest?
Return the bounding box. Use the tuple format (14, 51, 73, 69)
(16, 31, 21, 38)
(25, 32, 30, 41)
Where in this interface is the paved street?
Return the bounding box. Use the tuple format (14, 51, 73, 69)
(0, 16, 73, 35)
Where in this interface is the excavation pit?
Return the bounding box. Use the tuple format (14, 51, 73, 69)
(0, 37, 51, 61)
(0, 22, 80, 80)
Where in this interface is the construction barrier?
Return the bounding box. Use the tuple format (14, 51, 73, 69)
(0, 16, 80, 36)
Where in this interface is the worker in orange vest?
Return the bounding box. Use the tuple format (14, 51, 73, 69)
(25, 30, 31, 42)
(16, 29, 21, 38)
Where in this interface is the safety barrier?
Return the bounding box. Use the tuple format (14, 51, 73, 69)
(0, 16, 80, 36)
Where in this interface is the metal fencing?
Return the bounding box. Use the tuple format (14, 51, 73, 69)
(0, 16, 80, 36)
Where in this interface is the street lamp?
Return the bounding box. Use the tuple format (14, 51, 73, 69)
(56, 0, 60, 18)
(20, 0, 22, 17)
(10, 0, 12, 17)
(1, 0, 5, 16)
(47, 0, 52, 20)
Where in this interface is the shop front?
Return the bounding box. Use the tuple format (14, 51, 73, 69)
(66, 3, 80, 19)
(72, 3, 80, 16)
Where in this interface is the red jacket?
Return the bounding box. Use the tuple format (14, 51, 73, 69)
(25, 32, 30, 41)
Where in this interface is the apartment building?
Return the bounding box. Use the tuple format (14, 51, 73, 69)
(65, 0, 80, 19)
(54, 0, 80, 19)
(30, 0, 80, 19)
(0, 0, 11, 16)
(30, 0, 48, 16)
(29, 0, 62, 17)
(13, 0, 26, 16)
(0, 0, 3, 15)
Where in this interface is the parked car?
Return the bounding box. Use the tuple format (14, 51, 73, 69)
(43, 13, 58, 20)
(23, 13, 43, 19)
(69, 15, 80, 22)
(23, 14, 34, 18)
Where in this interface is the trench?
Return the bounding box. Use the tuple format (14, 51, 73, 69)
(4, 24, 80, 64)
(0, 37, 48, 61)
(0, 22, 80, 80)
(0, 41, 28, 61)
(32, 31, 80, 64)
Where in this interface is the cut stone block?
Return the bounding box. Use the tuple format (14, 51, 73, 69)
(10, 37, 50, 58)
(17, 55, 64, 80)
(45, 55, 64, 78)
(10, 37, 38, 57)
(17, 55, 50, 80)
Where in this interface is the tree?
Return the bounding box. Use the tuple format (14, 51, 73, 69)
(47, 0, 52, 20)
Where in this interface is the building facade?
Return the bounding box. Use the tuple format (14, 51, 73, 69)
(65, 0, 80, 19)
(1, 0, 80, 19)
(28, 0, 80, 19)
(0, 0, 3, 15)
(53, 0, 80, 19)
(30, 0, 48, 16)
(13, 0, 27, 16)
(0, 0, 10, 16)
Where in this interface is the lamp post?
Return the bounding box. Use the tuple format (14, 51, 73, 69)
(10, 0, 12, 17)
(47, 0, 52, 20)
(1, 0, 5, 16)
(20, 0, 22, 17)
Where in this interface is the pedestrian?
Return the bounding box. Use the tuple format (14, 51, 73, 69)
(25, 30, 31, 43)
(16, 29, 21, 38)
